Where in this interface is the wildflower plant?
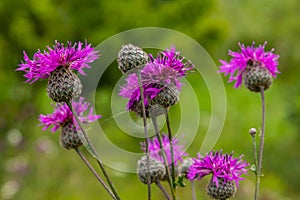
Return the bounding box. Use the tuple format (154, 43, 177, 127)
(219, 41, 280, 200)
(17, 39, 280, 200)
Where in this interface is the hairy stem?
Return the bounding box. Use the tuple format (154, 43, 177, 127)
(66, 102, 121, 200)
(74, 148, 116, 200)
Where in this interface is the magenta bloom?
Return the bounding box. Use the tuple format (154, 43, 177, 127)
(141, 133, 188, 166)
(187, 151, 249, 187)
(219, 42, 279, 88)
(119, 47, 194, 110)
(39, 97, 101, 132)
(150, 47, 194, 76)
(17, 40, 99, 83)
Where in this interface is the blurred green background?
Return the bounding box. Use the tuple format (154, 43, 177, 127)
(1, 0, 300, 199)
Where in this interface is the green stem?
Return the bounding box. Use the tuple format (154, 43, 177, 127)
(191, 180, 196, 200)
(66, 102, 121, 200)
(151, 115, 176, 200)
(136, 71, 151, 200)
(255, 87, 266, 200)
(165, 110, 176, 190)
(251, 131, 259, 200)
(74, 148, 116, 200)
(156, 181, 171, 200)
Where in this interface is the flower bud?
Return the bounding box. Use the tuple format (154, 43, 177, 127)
(137, 156, 166, 184)
(117, 44, 149, 74)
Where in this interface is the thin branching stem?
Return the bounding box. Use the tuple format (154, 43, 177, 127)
(66, 102, 121, 200)
(136, 70, 152, 200)
(74, 148, 116, 200)
(165, 110, 176, 190)
(151, 115, 176, 200)
(191, 180, 196, 200)
(254, 87, 266, 200)
(252, 131, 259, 200)
(156, 181, 171, 200)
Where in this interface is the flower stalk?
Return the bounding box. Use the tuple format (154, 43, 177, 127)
(136, 70, 152, 200)
(150, 115, 176, 200)
(156, 181, 171, 200)
(74, 148, 116, 199)
(254, 88, 266, 200)
(165, 110, 176, 189)
(66, 101, 121, 200)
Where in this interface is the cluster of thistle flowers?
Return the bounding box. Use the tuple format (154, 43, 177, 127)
(117, 42, 280, 199)
(116, 44, 250, 199)
(17, 41, 101, 149)
(17, 39, 280, 199)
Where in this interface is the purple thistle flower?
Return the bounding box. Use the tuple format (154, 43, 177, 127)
(17, 40, 99, 83)
(219, 42, 279, 88)
(119, 47, 193, 111)
(39, 97, 101, 132)
(141, 133, 188, 166)
(187, 150, 249, 187)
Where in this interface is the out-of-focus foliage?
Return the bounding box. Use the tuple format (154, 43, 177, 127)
(1, 0, 300, 199)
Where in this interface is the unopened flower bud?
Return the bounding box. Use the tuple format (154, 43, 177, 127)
(137, 156, 166, 184)
(249, 128, 257, 137)
(117, 44, 149, 74)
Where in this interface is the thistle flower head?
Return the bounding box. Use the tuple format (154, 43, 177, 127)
(219, 42, 279, 88)
(119, 47, 193, 111)
(187, 150, 249, 187)
(141, 134, 188, 166)
(39, 97, 101, 132)
(17, 40, 99, 83)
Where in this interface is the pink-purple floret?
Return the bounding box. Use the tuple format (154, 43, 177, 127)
(141, 133, 188, 166)
(17, 40, 99, 83)
(39, 97, 101, 132)
(219, 42, 280, 88)
(187, 150, 249, 187)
